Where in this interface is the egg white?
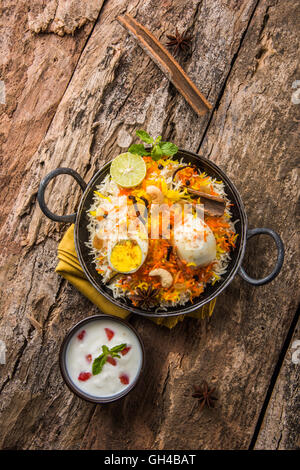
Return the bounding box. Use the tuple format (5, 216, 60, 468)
(174, 213, 216, 268)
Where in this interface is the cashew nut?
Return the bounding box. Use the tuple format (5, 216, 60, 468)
(149, 268, 173, 288)
(146, 185, 164, 204)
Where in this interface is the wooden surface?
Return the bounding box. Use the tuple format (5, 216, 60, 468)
(0, 0, 299, 450)
(255, 316, 300, 450)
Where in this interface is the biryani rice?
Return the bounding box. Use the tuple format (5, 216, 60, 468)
(85, 156, 237, 311)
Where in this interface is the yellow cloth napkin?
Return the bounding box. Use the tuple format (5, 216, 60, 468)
(56, 225, 216, 328)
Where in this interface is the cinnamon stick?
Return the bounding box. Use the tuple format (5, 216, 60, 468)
(186, 187, 225, 203)
(117, 14, 212, 116)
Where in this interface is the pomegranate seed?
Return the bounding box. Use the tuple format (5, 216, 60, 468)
(107, 356, 117, 366)
(78, 372, 91, 381)
(77, 330, 86, 340)
(121, 346, 131, 356)
(105, 328, 114, 341)
(119, 374, 129, 385)
(86, 354, 92, 363)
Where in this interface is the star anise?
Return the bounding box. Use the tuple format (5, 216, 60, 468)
(166, 28, 192, 55)
(131, 286, 160, 309)
(192, 381, 218, 410)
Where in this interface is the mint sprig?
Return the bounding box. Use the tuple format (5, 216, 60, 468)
(128, 130, 178, 161)
(92, 343, 127, 375)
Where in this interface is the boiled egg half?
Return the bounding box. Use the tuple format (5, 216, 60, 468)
(108, 237, 148, 274)
(174, 213, 216, 268)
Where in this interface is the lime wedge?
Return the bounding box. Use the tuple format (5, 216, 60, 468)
(110, 152, 146, 188)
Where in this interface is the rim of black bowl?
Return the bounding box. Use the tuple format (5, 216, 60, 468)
(59, 314, 145, 404)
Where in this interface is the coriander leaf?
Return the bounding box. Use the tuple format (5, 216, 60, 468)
(128, 144, 150, 156)
(92, 353, 107, 375)
(136, 130, 153, 144)
(102, 345, 109, 355)
(159, 142, 178, 156)
(154, 135, 162, 145)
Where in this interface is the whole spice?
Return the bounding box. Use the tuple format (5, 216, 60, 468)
(134, 203, 146, 224)
(139, 196, 149, 217)
(187, 189, 226, 217)
(192, 380, 218, 410)
(131, 286, 160, 309)
(117, 14, 212, 116)
(166, 245, 173, 261)
(166, 28, 192, 55)
(186, 187, 224, 203)
(139, 196, 149, 209)
(128, 195, 137, 203)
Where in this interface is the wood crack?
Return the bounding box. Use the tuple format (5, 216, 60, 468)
(1, 255, 39, 390)
(196, 0, 261, 154)
(42, 1, 107, 144)
(0, 335, 29, 396)
(249, 305, 300, 449)
(79, 405, 98, 449)
(42, 277, 66, 334)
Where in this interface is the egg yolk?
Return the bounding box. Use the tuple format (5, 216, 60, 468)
(110, 240, 143, 273)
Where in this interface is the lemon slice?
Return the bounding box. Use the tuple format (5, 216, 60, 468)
(110, 152, 146, 188)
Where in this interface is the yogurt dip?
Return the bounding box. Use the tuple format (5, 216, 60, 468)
(62, 316, 143, 401)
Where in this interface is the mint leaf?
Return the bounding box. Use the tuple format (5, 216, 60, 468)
(159, 142, 178, 156)
(110, 343, 127, 353)
(151, 144, 163, 161)
(136, 130, 153, 144)
(92, 343, 127, 375)
(128, 144, 150, 156)
(131, 130, 178, 161)
(92, 353, 106, 375)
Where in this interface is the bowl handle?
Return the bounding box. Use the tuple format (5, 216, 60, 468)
(37, 168, 87, 223)
(238, 228, 284, 286)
